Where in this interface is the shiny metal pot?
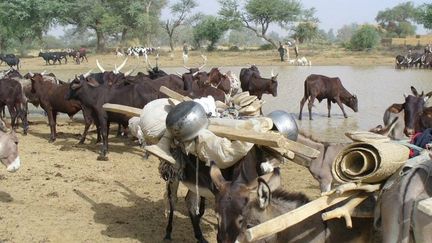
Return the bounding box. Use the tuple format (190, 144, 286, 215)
(166, 101, 209, 142)
(267, 110, 299, 141)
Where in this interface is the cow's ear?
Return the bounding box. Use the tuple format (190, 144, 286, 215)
(411, 86, 419, 96)
(257, 178, 271, 209)
(210, 161, 227, 191)
(87, 77, 100, 87)
(389, 103, 404, 113)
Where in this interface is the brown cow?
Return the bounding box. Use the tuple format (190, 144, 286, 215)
(299, 74, 358, 120)
(30, 73, 93, 143)
(236, 178, 374, 243)
(384, 87, 432, 137)
(208, 68, 231, 95)
(0, 78, 28, 134)
(240, 65, 278, 99)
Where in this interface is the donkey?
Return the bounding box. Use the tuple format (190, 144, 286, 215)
(376, 153, 432, 243)
(236, 177, 374, 243)
(160, 145, 277, 243)
(0, 129, 20, 172)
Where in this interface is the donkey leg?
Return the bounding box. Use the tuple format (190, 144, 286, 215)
(164, 180, 179, 240)
(185, 190, 208, 243)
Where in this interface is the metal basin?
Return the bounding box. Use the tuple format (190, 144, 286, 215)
(166, 101, 209, 142)
(267, 110, 299, 141)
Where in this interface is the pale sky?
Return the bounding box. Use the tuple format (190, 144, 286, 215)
(50, 0, 430, 36)
(161, 0, 430, 34)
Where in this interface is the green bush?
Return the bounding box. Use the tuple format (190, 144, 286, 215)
(228, 45, 240, 51)
(349, 25, 380, 51)
(258, 43, 274, 50)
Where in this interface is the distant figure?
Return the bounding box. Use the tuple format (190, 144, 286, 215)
(278, 42, 285, 62)
(182, 42, 189, 64)
(294, 42, 299, 58)
(425, 44, 432, 54)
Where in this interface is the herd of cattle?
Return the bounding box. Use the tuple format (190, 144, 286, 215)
(0, 49, 88, 70)
(0, 54, 431, 242)
(395, 48, 432, 69)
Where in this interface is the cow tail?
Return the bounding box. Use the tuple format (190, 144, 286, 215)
(303, 81, 309, 100)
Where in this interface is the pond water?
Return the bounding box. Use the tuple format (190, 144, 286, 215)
(170, 65, 432, 142)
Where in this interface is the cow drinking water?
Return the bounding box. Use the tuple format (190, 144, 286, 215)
(299, 74, 358, 120)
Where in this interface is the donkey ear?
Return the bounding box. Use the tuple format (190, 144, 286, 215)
(210, 161, 227, 191)
(425, 91, 432, 100)
(257, 178, 271, 209)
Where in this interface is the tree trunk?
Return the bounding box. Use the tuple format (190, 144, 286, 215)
(96, 30, 106, 53)
(121, 28, 128, 45)
(169, 33, 174, 52)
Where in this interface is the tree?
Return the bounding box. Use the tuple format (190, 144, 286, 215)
(349, 25, 380, 51)
(193, 16, 228, 51)
(416, 3, 432, 30)
(375, 2, 418, 37)
(58, 0, 166, 52)
(291, 22, 318, 43)
(336, 23, 359, 43)
(218, 0, 315, 48)
(163, 0, 197, 52)
(0, 0, 59, 54)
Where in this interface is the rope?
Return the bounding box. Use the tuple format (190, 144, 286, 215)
(195, 156, 200, 215)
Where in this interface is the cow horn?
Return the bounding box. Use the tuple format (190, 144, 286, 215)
(41, 70, 47, 75)
(155, 54, 159, 68)
(145, 53, 153, 70)
(183, 65, 191, 71)
(271, 69, 274, 77)
(113, 64, 118, 74)
(28, 71, 34, 78)
(124, 67, 136, 77)
(403, 93, 408, 98)
(175, 72, 183, 78)
(96, 59, 105, 72)
(192, 71, 199, 76)
(83, 69, 93, 78)
(116, 57, 128, 73)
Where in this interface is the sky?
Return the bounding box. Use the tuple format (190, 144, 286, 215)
(49, 0, 430, 36)
(161, 0, 429, 34)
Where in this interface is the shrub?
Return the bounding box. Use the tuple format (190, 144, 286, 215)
(349, 25, 380, 51)
(258, 44, 274, 50)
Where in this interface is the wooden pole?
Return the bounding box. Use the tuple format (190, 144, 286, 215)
(102, 103, 142, 117)
(245, 190, 360, 242)
(159, 86, 192, 101)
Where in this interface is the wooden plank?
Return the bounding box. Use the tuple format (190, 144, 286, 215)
(277, 136, 320, 159)
(159, 86, 192, 101)
(418, 197, 432, 216)
(102, 103, 142, 117)
(246, 190, 360, 242)
(208, 124, 281, 148)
